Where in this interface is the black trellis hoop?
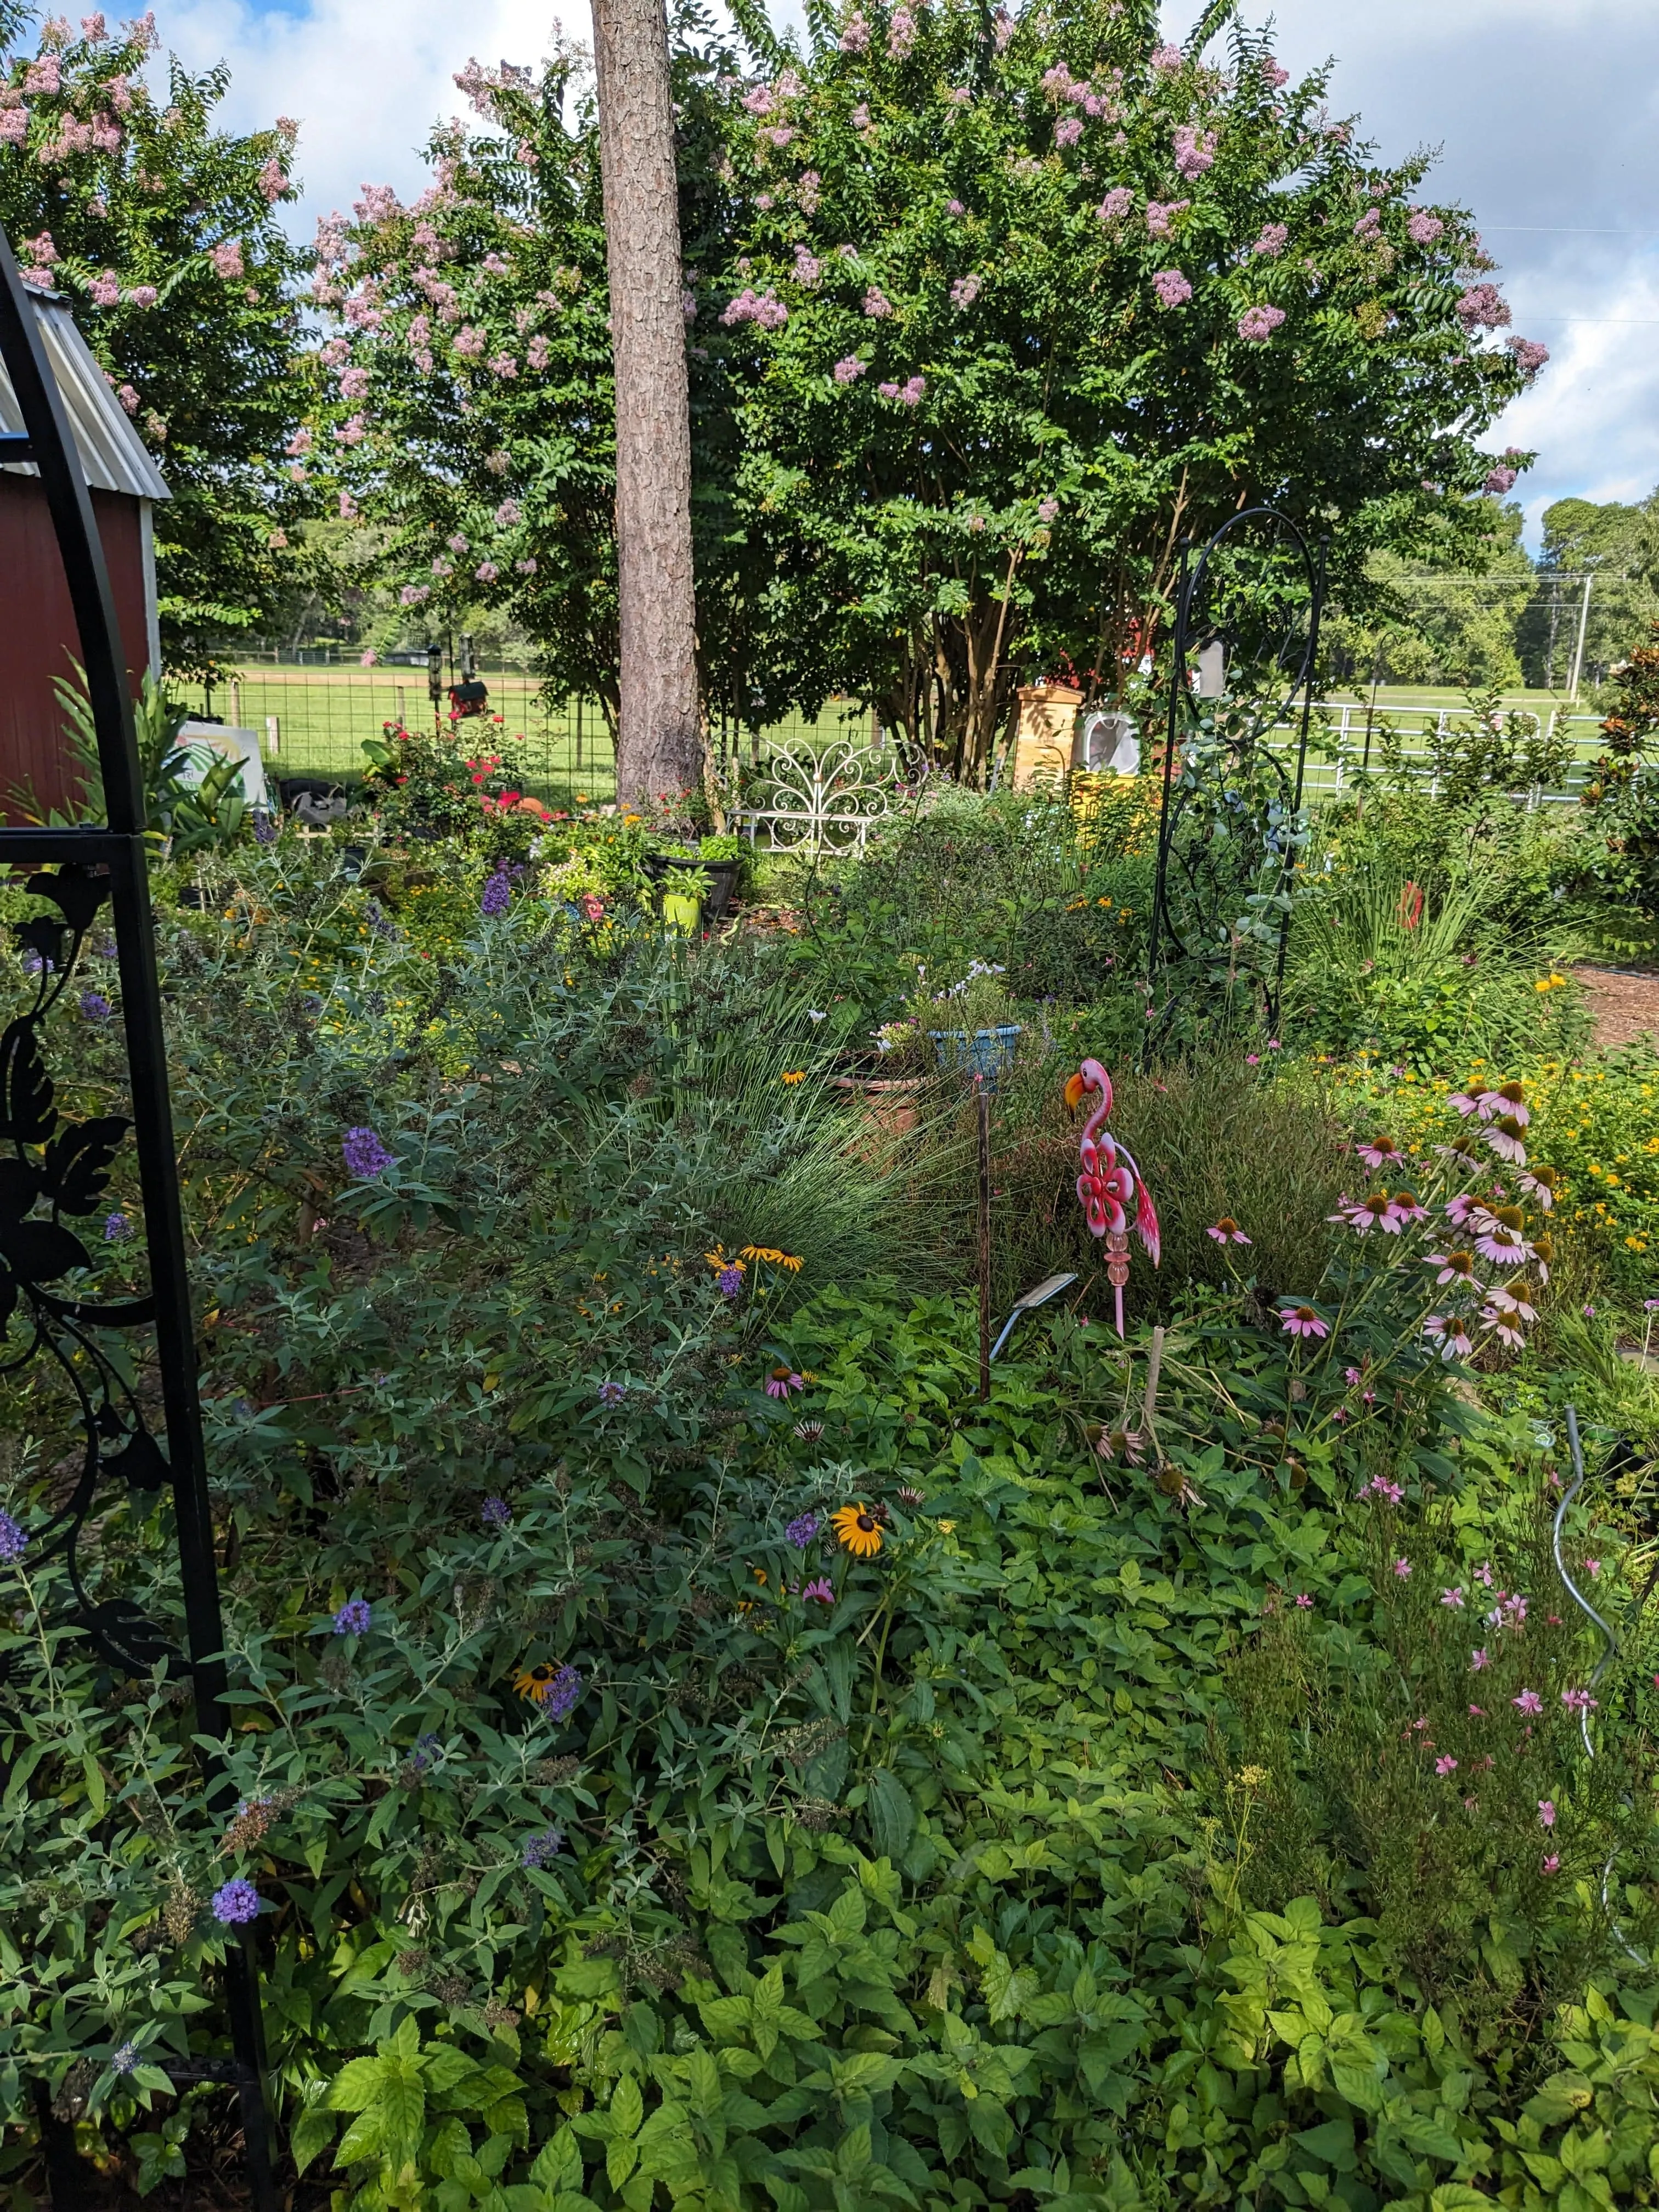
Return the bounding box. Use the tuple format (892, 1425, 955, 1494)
(0, 228, 276, 2208)
(1143, 506, 1327, 1056)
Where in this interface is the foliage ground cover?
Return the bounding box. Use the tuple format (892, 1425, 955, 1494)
(2, 742, 1658, 2210)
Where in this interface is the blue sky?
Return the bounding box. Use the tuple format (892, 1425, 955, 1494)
(160, 0, 1659, 541)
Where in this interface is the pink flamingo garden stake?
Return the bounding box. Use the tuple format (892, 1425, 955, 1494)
(1064, 1058, 1161, 1338)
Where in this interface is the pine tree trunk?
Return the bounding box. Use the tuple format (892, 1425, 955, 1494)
(592, 0, 701, 808)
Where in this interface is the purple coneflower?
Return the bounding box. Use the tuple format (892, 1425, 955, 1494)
(1278, 1305, 1328, 1341)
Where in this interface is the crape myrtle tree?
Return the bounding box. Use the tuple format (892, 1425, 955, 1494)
(714, 0, 1550, 774)
(0, 4, 321, 679)
(309, 20, 787, 787)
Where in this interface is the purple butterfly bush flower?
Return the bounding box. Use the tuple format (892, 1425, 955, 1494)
(481, 1497, 512, 1527)
(104, 1211, 133, 1242)
(718, 1264, 744, 1297)
(211, 1878, 262, 1925)
(481, 866, 511, 917)
(521, 1824, 565, 1869)
(0, 1510, 27, 1563)
(110, 2041, 140, 2074)
(342, 1126, 396, 1180)
(332, 1598, 372, 1635)
(597, 1379, 627, 1408)
(80, 990, 112, 1022)
(543, 1664, 583, 1721)
(786, 1512, 819, 1548)
(252, 808, 278, 846)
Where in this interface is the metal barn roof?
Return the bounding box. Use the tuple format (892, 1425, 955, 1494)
(0, 286, 170, 501)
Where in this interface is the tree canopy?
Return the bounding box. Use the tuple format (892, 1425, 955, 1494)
(309, 0, 1549, 766)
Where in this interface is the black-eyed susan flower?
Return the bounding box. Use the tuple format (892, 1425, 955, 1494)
(512, 1661, 582, 1718)
(832, 1504, 883, 1557)
(781, 1070, 806, 1085)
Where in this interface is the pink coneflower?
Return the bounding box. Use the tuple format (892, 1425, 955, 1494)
(1387, 1190, 1429, 1226)
(1485, 1279, 1537, 1321)
(1444, 1191, 1479, 1228)
(1471, 1211, 1532, 1266)
(1279, 1305, 1328, 1340)
(1356, 1133, 1405, 1172)
(1513, 1689, 1542, 1716)
(1537, 1797, 1556, 1828)
(1517, 1167, 1556, 1210)
(1424, 1314, 1473, 1361)
(1334, 1189, 1405, 1234)
(801, 1577, 834, 1603)
(1393, 1557, 1412, 1578)
(1435, 1754, 1458, 1775)
(1425, 1249, 1479, 1286)
(1483, 1116, 1528, 1165)
(1440, 1587, 1464, 1609)
(765, 1368, 805, 1399)
(1481, 1310, 1526, 1352)
(1206, 1217, 1250, 1245)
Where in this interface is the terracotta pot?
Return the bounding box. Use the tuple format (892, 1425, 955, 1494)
(832, 1073, 926, 1139)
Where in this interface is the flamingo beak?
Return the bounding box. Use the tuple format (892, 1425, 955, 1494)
(1063, 1071, 1087, 1113)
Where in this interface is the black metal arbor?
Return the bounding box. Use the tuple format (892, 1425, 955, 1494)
(0, 231, 275, 2204)
(1144, 507, 1327, 1051)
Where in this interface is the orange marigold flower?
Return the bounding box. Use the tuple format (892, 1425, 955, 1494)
(832, 1504, 884, 1557)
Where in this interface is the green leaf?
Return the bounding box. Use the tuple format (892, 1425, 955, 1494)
(866, 1769, 915, 1861)
(611, 2074, 644, 2141)
(327, 2057, 388, 2113)
(290, 2104, 338, 2178)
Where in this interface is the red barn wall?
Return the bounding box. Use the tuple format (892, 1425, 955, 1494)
(0, 474, 151, 822)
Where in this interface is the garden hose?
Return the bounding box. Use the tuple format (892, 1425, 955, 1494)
(1555, 1404, 1647, 1967)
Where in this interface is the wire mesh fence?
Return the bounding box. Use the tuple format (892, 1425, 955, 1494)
(174, 654, 877, 810)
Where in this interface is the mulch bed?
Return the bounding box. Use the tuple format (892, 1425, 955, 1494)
(1571, 966, 1659, 1053)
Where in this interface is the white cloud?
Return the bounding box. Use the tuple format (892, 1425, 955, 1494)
(156, 0, 1659, 534)
(158, 0, 571, 228)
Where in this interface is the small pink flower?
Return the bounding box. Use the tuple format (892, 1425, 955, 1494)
(1440, 1587, 1464, 1609)
(1279, 1305, 1328, 1341)
(1471, 1648, 1489, 1671)
(1584, 1558, 1601, 1578)
(1542, 1853, 1560, 1874)
(1293, 1593, 1312, 1609)
(1435, 1754, 1457, 1775)
(1474, 1562, 1494, 1587)
(1245, 1053, 1260, 1065)
(1205, 1218, 1251, 1245)
(1513, 1689, 1542, 1716)
(1469, 1705, 1485, 1717)
(1393, 1558, 1412, 1578)
(1561, 1688, 1598, 1713)
(1537, 1798, 1555, 1829)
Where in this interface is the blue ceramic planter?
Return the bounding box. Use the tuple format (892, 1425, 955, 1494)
(928, 1023, 1022, 1088)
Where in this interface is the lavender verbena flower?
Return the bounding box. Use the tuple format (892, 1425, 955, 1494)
(110, 2041, 140, 2074)
(543, 1664, 582, 1721)
(80, 989, 112, 1022)
(342, 1125, 396, 1180)
(332, 1598, 372, 1635)
(104, 1211, 132, 1242)
(597, 1379, 627, 1408)
(481, 1497, 512, 1527)
(521, 1824, 565, 1869)
(0, 1510, 27, 1563)
(211, 1878, 261, 1925)
(786, 1512, 819, 1548)
(718, 1264, 744, 1297)
(1152, 268, 1193, 309)
(481, 866, 511, 918)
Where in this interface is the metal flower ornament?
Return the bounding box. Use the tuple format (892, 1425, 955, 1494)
(1064, 1058, 1160, 1336)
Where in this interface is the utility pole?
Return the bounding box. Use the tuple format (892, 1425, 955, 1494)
(1567, 573, 1594, 703)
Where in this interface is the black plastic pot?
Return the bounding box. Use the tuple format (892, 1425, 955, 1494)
(644, 853, 742, 926)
